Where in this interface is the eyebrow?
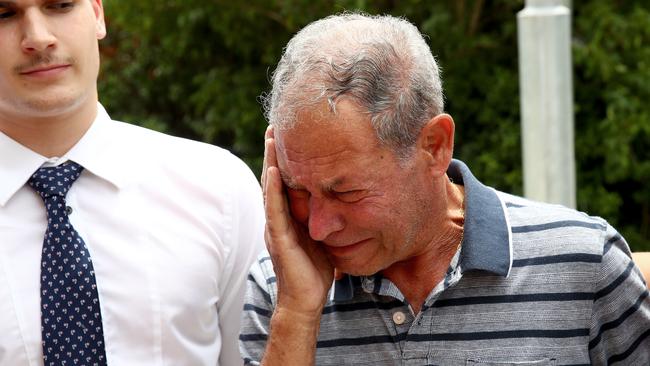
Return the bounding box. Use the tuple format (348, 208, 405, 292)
(279, 170, 300, 190)
(278, 169, 346, 192)
(0, 1, 18, 10)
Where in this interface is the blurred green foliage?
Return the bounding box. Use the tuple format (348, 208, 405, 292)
(99, 0, 650, 251)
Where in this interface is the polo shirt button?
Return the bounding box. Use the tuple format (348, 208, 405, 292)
(65, 206, 73, 215)
(392, 311, 406, 325)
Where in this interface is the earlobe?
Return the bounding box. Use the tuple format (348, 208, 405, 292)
(418, 114, 455, 176)
(96, 22, 106, 40)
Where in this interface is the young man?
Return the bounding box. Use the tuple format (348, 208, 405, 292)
(0, 1, 264, 364)
(240, 13, 650, 365)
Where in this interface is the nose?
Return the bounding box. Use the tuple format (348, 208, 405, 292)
(21, 10, 57, 53)
(307, 197, 345, 241)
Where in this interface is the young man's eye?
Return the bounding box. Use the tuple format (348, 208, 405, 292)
(0, 9, 16, 19)
(47, 2, 75, 11)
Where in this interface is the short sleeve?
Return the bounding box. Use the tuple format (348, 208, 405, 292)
(588, 225, 650, 364)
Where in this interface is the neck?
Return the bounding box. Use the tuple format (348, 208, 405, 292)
(0, 100, 97, 158)
(383, 179, 465, 314)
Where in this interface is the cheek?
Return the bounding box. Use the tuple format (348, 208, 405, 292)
(357, 195, 414, 234)
(347, 200, 389, 227)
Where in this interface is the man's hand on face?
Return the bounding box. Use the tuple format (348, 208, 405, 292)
(262, 126, 335, 319)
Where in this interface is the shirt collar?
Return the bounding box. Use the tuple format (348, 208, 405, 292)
(65, 103, 131, 190)
(0, 131, 48, 206)
(332, 159, 513, 302)
(0, 103, 129, 207)
(447, 159, 512, 277)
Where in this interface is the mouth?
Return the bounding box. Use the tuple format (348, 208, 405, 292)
(19, 64, 71, 77)
(324, 238, 371, 257)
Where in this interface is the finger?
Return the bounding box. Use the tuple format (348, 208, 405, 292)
(261, 127, 277, 195)
(261, 139, 272, 200)
(260, 126, 273, 188)
(265, 165, 292, 252)
(265, 125, 274, 139)
(263, 139, 279, 202)
(266, 133, 278, 169)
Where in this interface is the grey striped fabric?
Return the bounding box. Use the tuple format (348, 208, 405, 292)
(240, 160, 650, 365)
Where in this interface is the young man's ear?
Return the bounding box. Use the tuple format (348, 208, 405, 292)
(92, 0, 107, 40)
(417, 113, 455, 177)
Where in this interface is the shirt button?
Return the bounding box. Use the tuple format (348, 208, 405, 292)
(65, 206, 73, 215)
(392, 311, 406, 325)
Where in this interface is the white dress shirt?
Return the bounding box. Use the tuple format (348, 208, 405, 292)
(0, 104, 265, 365)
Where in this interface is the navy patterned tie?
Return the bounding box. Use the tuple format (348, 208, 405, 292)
(28, 161, 107, 366)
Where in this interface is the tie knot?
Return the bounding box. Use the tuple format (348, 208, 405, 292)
(28, 161, 84, 200)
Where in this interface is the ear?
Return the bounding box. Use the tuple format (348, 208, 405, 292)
(92, 0, 107, 40)
(416, 113, 455, 177)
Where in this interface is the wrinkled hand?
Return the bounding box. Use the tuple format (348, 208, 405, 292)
(262, 126, 334, 317)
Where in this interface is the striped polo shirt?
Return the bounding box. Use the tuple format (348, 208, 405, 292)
(240, 160, 650, 365)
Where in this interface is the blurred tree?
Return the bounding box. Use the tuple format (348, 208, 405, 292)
(99, 0, 649, 251)
(573, 1, 650, 250)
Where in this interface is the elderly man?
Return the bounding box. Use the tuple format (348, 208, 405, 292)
(0, 0, 263, 364)
(239, 13, 650, 365)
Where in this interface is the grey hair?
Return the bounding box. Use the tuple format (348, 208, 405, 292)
(262, 12, 444, 158)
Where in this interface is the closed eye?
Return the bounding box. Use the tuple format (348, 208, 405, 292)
(287, 187, 310, 200)
(334, 190, 366, 203)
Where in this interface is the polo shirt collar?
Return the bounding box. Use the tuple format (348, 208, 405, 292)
(0, 103, 130, 207)
(448, 159, 512, 277)
(332, 159, 513, 302)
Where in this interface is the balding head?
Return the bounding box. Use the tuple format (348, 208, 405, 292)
(263, 13, 444, 158)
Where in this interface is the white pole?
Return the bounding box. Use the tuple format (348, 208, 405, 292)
(517, 0, 576, 208)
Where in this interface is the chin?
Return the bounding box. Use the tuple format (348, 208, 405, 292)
(20, 93, 86, 116)
(333, 258, 383, 277)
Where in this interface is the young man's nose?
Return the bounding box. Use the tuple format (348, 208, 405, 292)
(21, 10, 57, 53)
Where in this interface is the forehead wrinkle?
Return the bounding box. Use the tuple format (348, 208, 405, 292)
(278, 140, 350, 183)
(282, 142, 350, 163)
(275, 99, 380, 193)
(279, 163, 347, 193)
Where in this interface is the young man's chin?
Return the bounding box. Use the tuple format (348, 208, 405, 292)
(17, 92, 89, 118)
